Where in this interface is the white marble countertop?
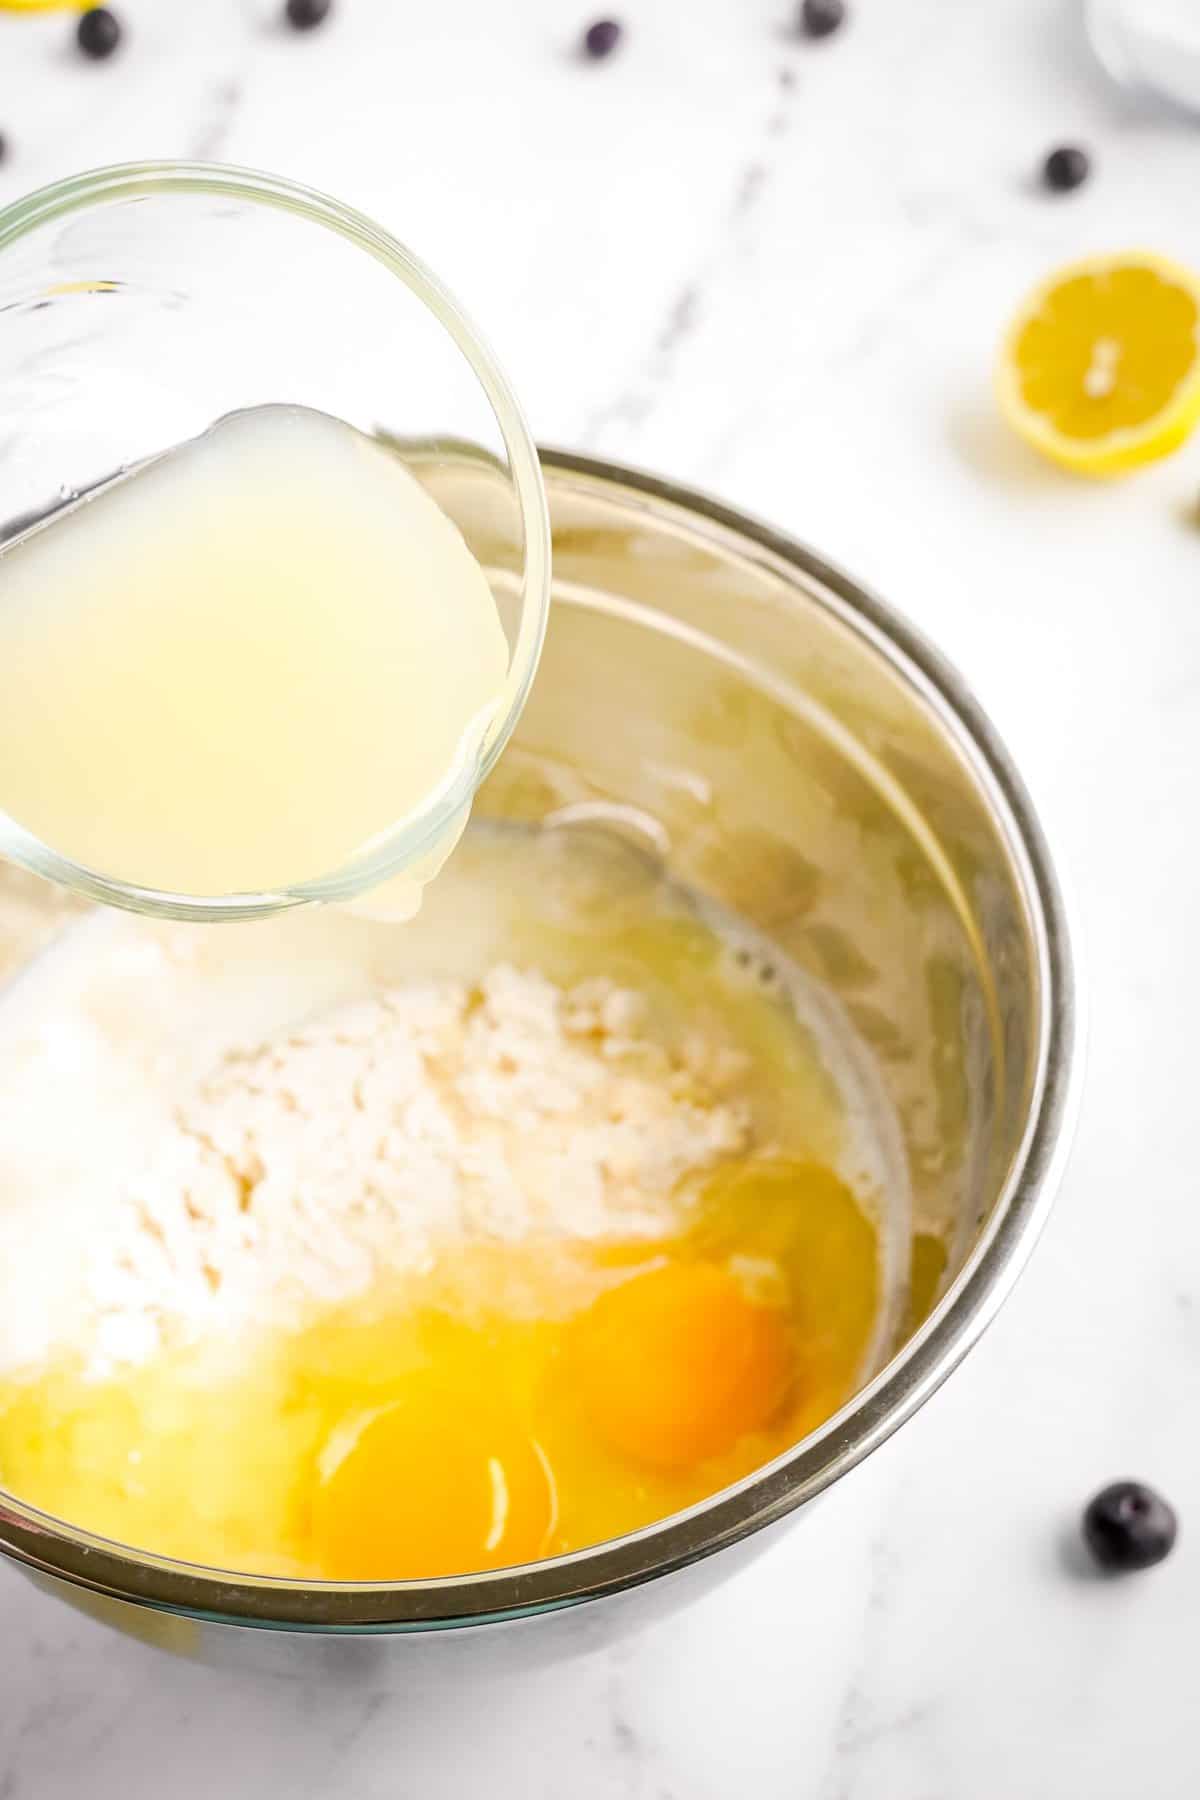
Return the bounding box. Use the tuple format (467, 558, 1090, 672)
(2, 1, 1200, 1793)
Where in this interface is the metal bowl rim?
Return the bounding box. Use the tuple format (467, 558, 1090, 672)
(0, 448, 1081, 1631)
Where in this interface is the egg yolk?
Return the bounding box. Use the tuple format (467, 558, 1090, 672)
(572, 1261, 795, 1471)
(314, 1370, 557, 1579)
(0, 1164, 882, 1578)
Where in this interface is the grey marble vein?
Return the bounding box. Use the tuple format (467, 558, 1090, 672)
(580, 64, 801, 448)
(187, 79, 245, 164)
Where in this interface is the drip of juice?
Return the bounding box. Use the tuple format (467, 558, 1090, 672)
(0, 405, 508, 908)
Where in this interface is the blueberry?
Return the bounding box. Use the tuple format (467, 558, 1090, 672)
(76, 8, 122, 60)
(800, 0, 847, 39)
(583, 19, 623, 59)
(1082, 1481, 1177, 1573)
(285, 0, 332, 28)
(1042, 145, 1091, 194)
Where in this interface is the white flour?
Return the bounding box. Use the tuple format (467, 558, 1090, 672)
(88, 966, 748, 1375)
(0, 828, 907, 1386)
(0, 874, 750, 1379)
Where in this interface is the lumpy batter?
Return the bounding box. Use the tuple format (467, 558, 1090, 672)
(0, 827, 905, 1579)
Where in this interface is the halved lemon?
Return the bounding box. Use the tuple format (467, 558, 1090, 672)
(997, 253, 1200, 476)
(0, 2, 79, 10)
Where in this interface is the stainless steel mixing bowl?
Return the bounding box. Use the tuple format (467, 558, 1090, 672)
(0, 452, 1080, 1671)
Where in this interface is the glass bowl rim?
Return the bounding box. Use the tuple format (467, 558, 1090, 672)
(0, 159, 553, 923)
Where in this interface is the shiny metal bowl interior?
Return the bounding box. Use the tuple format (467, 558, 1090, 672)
(0, 452, 1078, 1636)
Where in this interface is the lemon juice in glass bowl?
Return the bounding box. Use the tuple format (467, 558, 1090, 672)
(0, 163, 551, 924)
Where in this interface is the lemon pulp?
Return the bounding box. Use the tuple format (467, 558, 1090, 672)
(998, 252, 1200, 475)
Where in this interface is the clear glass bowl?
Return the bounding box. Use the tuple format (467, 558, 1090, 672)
(0, 162, 551, 922)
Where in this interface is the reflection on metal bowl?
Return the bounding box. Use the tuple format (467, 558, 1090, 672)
(0, 451, 1079, 1674)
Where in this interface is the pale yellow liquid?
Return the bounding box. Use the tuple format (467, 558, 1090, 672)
(0, 406, 508, 902)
